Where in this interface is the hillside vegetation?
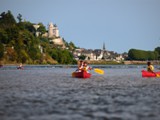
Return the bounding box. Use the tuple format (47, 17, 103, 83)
(0, 11, 77, 64)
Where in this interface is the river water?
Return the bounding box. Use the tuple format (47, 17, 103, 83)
(0, 65, 160, 120)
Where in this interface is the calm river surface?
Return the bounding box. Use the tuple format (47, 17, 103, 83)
(0, 65, 160, 120)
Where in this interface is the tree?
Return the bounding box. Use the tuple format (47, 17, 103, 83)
(128, 49, 158, 60)
(69, 41, 76, 50)
(155, 47, 160, 53)
(49, 48, 75, 64)
(18, 50, 29, 63)
(17, 13, 22, 23)
(6, 47, 17, 61)
(155, 47, 160, 59)
(6, 26, 19, 43)
(37, 23, 46, 35)
(0, 10, 16, 29)
(0, 43, 4, 59)
(0, 28, 8, 44)
(50, 49, 58, 60)
(78, 55, 86, 60)
(28, 45, 41, 63)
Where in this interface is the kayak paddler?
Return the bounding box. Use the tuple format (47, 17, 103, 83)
(76, 60, 84, 72)
(83, 61, 92, 73)
(147, 61, 154, 72)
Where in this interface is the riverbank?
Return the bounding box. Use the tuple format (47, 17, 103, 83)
(85, 60, 160, 65)
(1, 60, 160, 66)
(124, 60, 160, 65)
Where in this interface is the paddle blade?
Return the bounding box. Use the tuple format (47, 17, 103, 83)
(156, 74, 160, 77)
(72, 72, 76, 77)
(94, 68, 104, 74)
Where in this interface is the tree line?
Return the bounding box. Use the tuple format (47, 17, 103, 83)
(128, 48, 160, 60)
(0, 10, 77, 64)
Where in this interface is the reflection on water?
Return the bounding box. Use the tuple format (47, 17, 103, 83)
(0, 65, 160, 120)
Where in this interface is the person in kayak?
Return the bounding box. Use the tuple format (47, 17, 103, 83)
(147, 61, 154, 72)
(83, 61, 92, 73)
(17, 63, 23, 70)
(76, 60, 84, 72)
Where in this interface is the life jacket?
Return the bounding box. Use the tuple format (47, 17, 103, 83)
(83, 66, 91, 73)
(147, 65, 154, 72)
(83, 66, 87, 71)
(76, 64, 83, 72)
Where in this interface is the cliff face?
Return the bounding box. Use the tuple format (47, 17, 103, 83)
(50, 38, 65, 48)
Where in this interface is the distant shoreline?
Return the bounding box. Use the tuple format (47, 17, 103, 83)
(86, 60, 160, 65)
(123, 60, 160, 65)
(0, 60, 160, 66)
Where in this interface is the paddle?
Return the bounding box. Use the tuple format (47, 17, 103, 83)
(156, 74, 160, 77)
(72, 72, 76, 77)
(94, 68, 104, 75)
(152, 71, 160, 77)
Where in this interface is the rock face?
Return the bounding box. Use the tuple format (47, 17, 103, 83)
(50, 38, 65, 48)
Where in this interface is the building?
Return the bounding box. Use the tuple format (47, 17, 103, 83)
(48, 22, 59, 38)
(47, 22, 65, 48)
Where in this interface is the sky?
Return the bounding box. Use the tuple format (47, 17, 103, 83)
(0, 0, 160, 53)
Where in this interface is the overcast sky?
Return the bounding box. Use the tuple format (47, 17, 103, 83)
(1, 0, 160, 53)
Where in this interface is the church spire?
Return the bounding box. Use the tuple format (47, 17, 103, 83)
(103, 42, 105, 51)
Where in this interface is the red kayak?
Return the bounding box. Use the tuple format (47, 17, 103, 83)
(72, 71, 91, 78)
(142, 70, 160, 77)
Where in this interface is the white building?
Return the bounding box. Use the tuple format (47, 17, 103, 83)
(47, 22, 65, 48)
(48, 22, 59, 38)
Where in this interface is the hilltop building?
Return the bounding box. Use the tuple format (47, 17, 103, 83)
(42, 22, 65, 48)
(48, 22, 59, 38)
(48, 22, 65, 48)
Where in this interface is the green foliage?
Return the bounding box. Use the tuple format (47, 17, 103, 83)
(128, 49, 158, 60)
(0, 10, 77, 64)
(17, 13, 22, 23)
(0, 28, 8, 44)
(63, 39, 77, 50)
(78, 55, 86, 60)
(0, 43, 4, 59)
(68, 41, 76, 50)
(6, 26, 19, 43)
(155, 47, 160, 59)
(49, 48, 76, 64)
(37, 23, 46, 35)
(18, 50, 30, 63)
(28, 45, 41, 62)
(0, 10, 16, 29)
(155, 47, 160, 54)
(6, 47, 17, 61)
(17, 21, 35, 32)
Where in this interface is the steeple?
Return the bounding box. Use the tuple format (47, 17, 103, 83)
(103, 42, 105, 51)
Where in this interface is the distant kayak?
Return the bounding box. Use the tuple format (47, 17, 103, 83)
(0, 65, 3, 68)
(142, 70, 160, 77)
(72, 71, 91, 78)
(17, 66, 24, 70)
